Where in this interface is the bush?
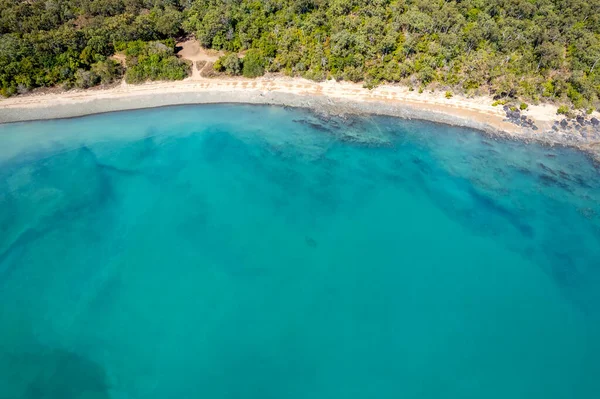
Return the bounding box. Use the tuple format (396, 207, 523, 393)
(91, 59, 123, 84)
(123, 41, 190, 83)
(557, 105, 570, 115)
(418, 66, 436, 85)
(215, 53, 242, 75)
(363, 76, 380, 89)
(445, 91, 453, 99)
(242, 50, 265, 78)
(342, 66, 364, 82)
(302, 69, 326, 81)
(74, 69, 100, 89)
(519, 102, 528, 110)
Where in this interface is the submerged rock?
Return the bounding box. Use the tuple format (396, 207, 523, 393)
(305, 236, 317, 248)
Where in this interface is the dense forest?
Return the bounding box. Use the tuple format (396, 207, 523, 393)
(1, 0, 599, 111)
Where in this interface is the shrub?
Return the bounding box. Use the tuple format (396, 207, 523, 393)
(215, 53, 242, 75)
(213, 58, 223, 71)
(445, 91, 453, 99)
(363, 76, 380, 89)
(302, 69, 326, 81)
(242, 50, 265, 78)
(419, 66, 436, 85)
(123, 41, 190, 83)
(557, 105, 570, 115)
(519, 102, 528, 110)
(74, 69, 100, 89)
(566, 83, 585, 109)
(91, 59, 123, 84)
(342, 66, 364, 82)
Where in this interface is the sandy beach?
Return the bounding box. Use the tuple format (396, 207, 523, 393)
(0, 75, 550, 131)
(1, 64, 599, 158)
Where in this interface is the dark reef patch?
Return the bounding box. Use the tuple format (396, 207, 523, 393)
(0, 347, 110, 399)
(292, 119, 332, 133)
(305, 236, 318, 248)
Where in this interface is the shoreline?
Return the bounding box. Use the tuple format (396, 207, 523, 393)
(1, 76, 599, 158)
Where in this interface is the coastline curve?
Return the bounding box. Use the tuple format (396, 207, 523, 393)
(1, 79, 599, 160)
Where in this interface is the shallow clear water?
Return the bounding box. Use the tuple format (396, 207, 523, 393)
(1, 104, 599, 398)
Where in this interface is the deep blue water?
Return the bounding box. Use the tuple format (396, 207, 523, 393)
(1, 104, 599, 398)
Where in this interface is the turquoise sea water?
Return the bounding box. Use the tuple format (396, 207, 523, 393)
(1, 104, 599, 398)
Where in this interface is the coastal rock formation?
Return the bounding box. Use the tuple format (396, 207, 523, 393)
(502, 106, 537, 130)
(494, 105, 600, 160)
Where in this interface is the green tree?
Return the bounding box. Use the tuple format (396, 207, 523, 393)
(242, 50, 265, 78)
(215, 53, 242, 75)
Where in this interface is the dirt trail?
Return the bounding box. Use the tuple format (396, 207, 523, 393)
(176, 39, 223, 80)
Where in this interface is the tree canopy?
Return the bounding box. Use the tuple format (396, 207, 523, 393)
(1, 0, 599, 110)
